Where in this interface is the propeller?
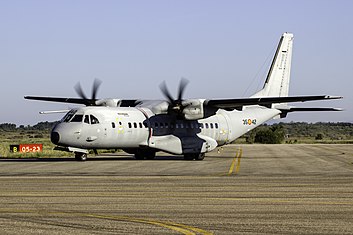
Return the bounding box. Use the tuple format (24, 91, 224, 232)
(74, 78, 102, 106)
(159, 78, 189, 116)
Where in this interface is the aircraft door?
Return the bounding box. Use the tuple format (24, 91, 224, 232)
(215, 113, 231, 145)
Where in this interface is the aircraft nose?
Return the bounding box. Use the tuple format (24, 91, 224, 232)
(51, 131, 60, 145)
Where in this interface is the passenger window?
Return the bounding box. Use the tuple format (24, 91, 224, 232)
(205, 123, 209, 129)
(84, 115, 90, 124)
(199, 123, 204, 129)
(90, 115, 99, 124)
(143, 122, 148, 128)
(139, 123, 143, 128)
(210, 123, 214, 129)
(160, 123, 164, 128)
(165, 123, 168, 128)
(155, 123, 159, 128)
(133, 123, 137, 128)
(71, 115, 83, 122)
(112, 122, 116, 128)
(128, 122, 132, 128)
(215, 123, 219, 129)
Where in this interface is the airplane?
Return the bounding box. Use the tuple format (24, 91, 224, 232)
(25, 33, 342, 161)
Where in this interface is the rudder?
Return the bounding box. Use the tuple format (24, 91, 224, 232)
(252, 33, 294, 98)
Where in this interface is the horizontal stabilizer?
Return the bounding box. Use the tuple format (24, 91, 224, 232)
(283, 107, 343, 112)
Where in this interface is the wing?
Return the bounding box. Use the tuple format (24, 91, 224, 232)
(205, 95, 342, 109)
(24, 96, 139, 107)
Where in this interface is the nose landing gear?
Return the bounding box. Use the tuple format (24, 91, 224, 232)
(75, 152, 88, 161)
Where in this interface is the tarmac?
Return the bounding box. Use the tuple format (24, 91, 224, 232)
(0, 144, 352, 234)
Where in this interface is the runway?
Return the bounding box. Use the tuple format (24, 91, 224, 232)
(0, 144, 352, 234)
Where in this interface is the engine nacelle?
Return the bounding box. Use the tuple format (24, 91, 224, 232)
(182, 99, 218, 120)
(95, 99, 122, 107)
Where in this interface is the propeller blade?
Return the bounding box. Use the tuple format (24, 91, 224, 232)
(74, 82, 88, 100)
(159, 81, 175, 103)
(91, 78, 102, 101)
(177, 78, 189, 101)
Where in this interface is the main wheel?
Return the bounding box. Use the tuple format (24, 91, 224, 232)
(184, 154, 194, 161)
(75, 152, 87, 161)
(195, 153, 205, 161)
(134, 150, 156, 160)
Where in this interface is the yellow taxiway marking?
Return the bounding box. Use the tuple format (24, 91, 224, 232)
(228, 147, 243, 176)
(0, 209, 213, 235)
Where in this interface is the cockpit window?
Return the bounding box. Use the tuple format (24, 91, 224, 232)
(90, 115, 99, 124)
(84, 115, 90, 124)
(71, 114, 83, 122)
(61, 110, 77, 122)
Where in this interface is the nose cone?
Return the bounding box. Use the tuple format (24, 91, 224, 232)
(51, 131, 60, 145)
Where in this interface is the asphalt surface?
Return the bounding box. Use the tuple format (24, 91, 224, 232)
(0, 144, 352, 234)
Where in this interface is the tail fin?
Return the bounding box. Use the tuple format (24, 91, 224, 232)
(252, 33, 294, 98)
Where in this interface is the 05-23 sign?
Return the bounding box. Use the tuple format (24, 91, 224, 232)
(10, 144, 43, 153)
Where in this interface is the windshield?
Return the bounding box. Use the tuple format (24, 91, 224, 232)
(70, 114, 83, 122)
(61, 110, 77, 122)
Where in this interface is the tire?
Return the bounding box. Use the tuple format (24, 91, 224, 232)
(134, 153, 145, 160)
(195, 153, 205, 161)
(184, 154, 194, 161)
(135, 150, 156, 160)
(75, 152, 87, 161)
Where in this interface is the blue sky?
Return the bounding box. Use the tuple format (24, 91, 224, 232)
(1, 0, 352, 125)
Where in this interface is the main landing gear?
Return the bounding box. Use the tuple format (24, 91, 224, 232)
(134, 150, 156, 160)
(184, 153, 205, 161)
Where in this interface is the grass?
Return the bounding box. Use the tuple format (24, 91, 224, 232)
(0, 130, 71, 158)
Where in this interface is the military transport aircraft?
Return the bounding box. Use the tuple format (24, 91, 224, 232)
(25, 33, 342, 161)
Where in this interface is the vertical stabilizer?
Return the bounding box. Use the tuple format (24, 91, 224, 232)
(252, 33, 294, 98)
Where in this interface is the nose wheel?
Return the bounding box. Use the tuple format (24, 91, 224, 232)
(75, 152, 88, 161)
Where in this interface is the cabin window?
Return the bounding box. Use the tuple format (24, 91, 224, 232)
(154, 123, 159, 128)
(175, 123, 179, 129)
(119, 121, 122, 126)
(90, 115, 99, 124)
(143, 122, 148, 128)
(112, 122, 116, 128)
(128, 122, 132, 128)
(205, 123, 209, 129)
(71, 114, 83, 122)
(139, 123, 143, 128)
(165, 123, 169, 128)
(133, 122, 137, 128)
(199, 123, 204, 129)
(215, 123, 219, 129)
(210, 123, 214, 129)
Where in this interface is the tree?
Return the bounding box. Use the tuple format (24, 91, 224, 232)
(254, 125, 285, 144)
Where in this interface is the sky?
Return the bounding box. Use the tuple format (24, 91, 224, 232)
(0, 0, 352, 125)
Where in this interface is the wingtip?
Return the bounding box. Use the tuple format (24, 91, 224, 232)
(325, 95, 343, 99)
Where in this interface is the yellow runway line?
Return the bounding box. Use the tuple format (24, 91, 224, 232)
(228, 147, 242, 176)
(0, 209, 213, 235)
